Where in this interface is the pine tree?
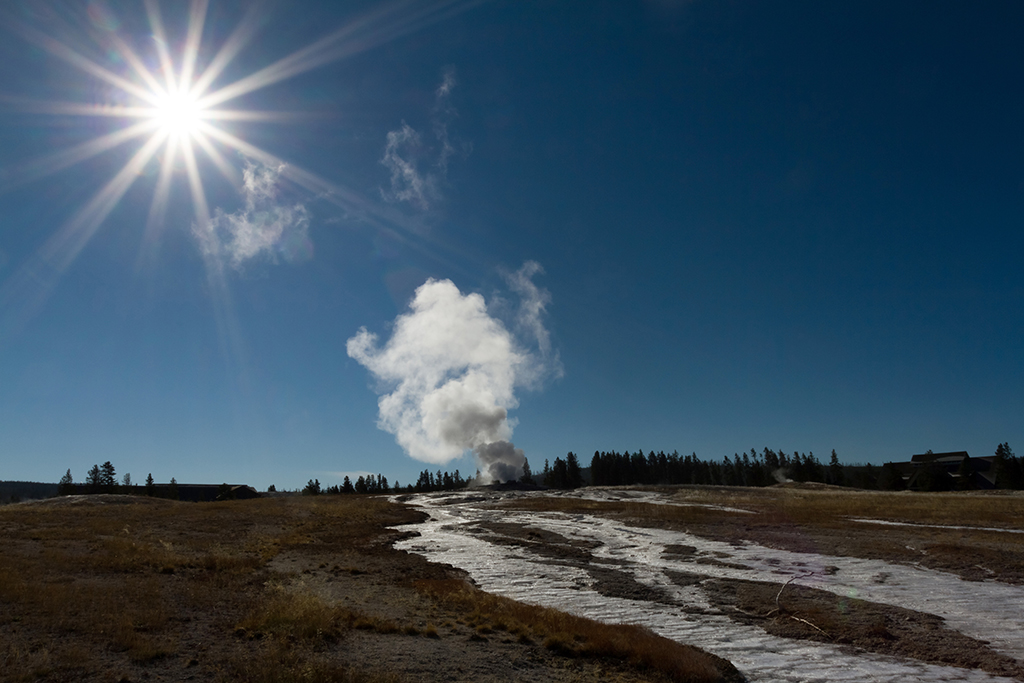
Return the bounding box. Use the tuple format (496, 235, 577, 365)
(566, 452, 582, 488)
(86, 464, 102, 493)
(520, 457, 534, 484)
(168, 477, 179, 500)
(145, 473, 155, 496)
(99, 461, 116, 491)
(58, 469, 75, 496)
(828, 450, 845, 486)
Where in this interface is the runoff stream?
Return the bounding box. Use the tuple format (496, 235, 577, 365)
(393, 489, 1024, 683)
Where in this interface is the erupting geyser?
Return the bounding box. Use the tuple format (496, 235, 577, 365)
(346, 262, 559, 482)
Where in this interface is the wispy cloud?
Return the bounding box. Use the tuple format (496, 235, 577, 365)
(380, 67, 468, 211)
(193, 159, 312, 268)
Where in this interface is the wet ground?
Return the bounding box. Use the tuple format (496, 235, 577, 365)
(394, 488, 1024, 683)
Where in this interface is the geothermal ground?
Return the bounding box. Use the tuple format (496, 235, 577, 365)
(396, 485, 1024, 682)
(1, 486, 1023, 682)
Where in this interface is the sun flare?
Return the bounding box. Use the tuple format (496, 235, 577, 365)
(151, 89, 205, 137)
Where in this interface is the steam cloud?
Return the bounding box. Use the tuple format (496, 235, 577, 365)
(346, 262, 557, 483)
(193, 159, 312, 268)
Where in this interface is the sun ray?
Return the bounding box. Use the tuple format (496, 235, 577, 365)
(0, 131, 167, 341)
(196, 0, 478, 110)
(49, 131, 169, 266)
(18, 22, 160, 106)
(0, 96, 155, 119)
(189, 128, 241, 188)
(137, 134, 182, 268)
(188, 5, 263, 99)
(12, 120, 157, 187)
(200, 109, 315, 123)
(178, 0, 209, 94)
(144, 0, 178, 93)
(105, 33, 166, 97)
(180, 137, 210, 228)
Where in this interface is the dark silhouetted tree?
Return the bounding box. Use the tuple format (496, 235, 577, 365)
(828, 450, 845, 486)
(58, 469, 75, 496)
(520, 458, 534, 485)
(145, 473, 155, 496)
(99, 461, 116, 492)
(168, 477, 179, 500)
(86, 464, 102, 493)
(303, 479, 321, 495)
(566, 452, 583, 489)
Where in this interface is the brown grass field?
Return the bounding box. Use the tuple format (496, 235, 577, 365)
(0, 492, 743, 683)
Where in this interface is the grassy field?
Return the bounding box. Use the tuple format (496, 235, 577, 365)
(0, 493, 742, 683)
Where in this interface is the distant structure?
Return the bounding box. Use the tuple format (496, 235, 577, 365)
(156, 484, 261, 502)
(68, 483, 261, 501)
(891, 451, 997, 490)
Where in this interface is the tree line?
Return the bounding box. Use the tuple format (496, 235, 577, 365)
(57, 462, 179, 498)
(534, 443, 1021, 491)
(49, 442, 1021, 502)
(302, 468, 471, 496)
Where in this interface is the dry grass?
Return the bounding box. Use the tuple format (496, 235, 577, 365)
(0, 495, 420, 681)
(221, 640, 402, 683)
(4, 493, 727, 682)
(506, 486, 1024, 530)
(414, 578, 731, 682)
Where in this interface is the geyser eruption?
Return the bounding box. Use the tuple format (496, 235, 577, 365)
(474, 440, 526, 485)
(346, 262, 557, 482)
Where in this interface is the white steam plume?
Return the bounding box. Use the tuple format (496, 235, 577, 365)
(346, 262, 556, 483)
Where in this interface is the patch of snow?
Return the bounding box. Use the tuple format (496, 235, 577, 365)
(848, 518, 1024, 535)
(394, 490, 1024, 683)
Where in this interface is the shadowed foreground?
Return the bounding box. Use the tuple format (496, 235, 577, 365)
(0, 494, 742, 683)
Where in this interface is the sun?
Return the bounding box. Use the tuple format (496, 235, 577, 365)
(151, 89, 205, 137)
(1, 0, 479, 342)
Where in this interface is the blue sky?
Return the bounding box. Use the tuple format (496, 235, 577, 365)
(0, 0, 1021, 490)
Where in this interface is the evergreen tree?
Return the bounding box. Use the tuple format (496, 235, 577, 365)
(145, 473, 155, 496)
(86, 464, 102, 493)
(994, 442, 1022, 489)
(520, 457, 535, 484)
(58, 469, 75, 496)
(546, 457, 570, 488)
(828, 450, 845, 486)
(566, 452, 583, 488)
(168, 477, 179, 500)
(99, 461, 117, 492)
(342, 476, 354, 493)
